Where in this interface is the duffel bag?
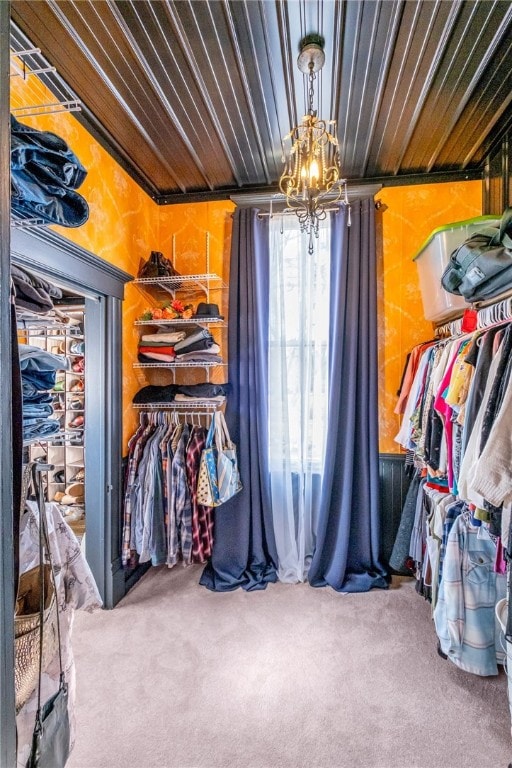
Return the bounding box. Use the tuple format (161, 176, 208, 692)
(441, 207, 512, 302)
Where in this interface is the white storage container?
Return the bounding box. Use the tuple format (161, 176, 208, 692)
(413, 215, 500, 322)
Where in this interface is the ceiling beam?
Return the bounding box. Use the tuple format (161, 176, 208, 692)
(156, 167, 483, 205)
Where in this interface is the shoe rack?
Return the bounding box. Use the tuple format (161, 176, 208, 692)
(23, 307, 86, 540)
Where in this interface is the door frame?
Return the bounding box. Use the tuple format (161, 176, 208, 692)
(10, 225, 132, 610)
(0, 1, 16, 764)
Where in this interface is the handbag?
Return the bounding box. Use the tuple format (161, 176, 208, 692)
(138, 250, 179, 279)
(196, 413, 242, 507)
(441, 207, 512, 302)
(15, 564, 58, 713)
(26, 463, 70, 768)
(14, 463, 58, 713)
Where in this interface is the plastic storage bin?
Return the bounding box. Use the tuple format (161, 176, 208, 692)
(413, 215, 500, 322)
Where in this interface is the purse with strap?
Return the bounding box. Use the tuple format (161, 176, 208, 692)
(26, 462, 70, 768)
(196, 413, 242, 507)
(15, 464, 58, 713)
(441, 207, 512, 302)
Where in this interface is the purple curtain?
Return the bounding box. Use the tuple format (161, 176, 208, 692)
(200, 208, 278, 591)
(308, 199, 388, 592)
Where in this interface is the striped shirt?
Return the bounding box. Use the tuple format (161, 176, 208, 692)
(434, 513, 506, 676)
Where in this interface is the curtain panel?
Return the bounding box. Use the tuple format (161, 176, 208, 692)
(308, 199, 388, 592)
(200, 208, 278, 592)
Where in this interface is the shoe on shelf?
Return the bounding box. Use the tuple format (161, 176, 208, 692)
(52, 393, 65, 410)
(70, 468, 85, 482)
(64, 508, 85, 522)
(68, 415, 84, 429)
(53, 469, 65, 483)
(69, 379, 84, 393)
(65, 482, 84, 498)
(69, 341, 85, 355)
(72, 358, 85, 373)
(60, 493, 84, 505)
(53, 380, 65, 392)
(60, 483, 84, 505)
(53, 491, 65, 503)
(51, 342, 66, 356)
(68, 398, 84, 410)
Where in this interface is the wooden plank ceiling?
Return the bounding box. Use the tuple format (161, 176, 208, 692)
(10, 0, 512, 203)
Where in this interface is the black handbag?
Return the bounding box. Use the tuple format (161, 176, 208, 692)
(441, 208, 512, 302)
(26, 463, 70, 768)
(138, 250, 179, 279)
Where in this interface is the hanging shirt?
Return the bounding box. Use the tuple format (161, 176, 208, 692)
(434, 513, 506, 676)
(169, 425, 192, 566)
(458, 343, 504, 507)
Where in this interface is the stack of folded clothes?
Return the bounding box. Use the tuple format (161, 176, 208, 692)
(11, 264, 63, 314)
(19, 344, 69, 441)
(137, 328, 186, 363)
(133, 382, 231, 405)
(173, 326, 221, 364)
(137, 325, 222, 365)
(10, 114, 89, 228)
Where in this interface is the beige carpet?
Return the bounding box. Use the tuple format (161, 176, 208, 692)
(67, 567, 512, 768)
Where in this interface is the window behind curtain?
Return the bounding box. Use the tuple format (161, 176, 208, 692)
(268, 215, 330, 582)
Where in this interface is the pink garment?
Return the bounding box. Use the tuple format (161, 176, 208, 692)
(395, 341, 436, 415)
(495, 537, 507, 575)
(433, 344, 462, 492)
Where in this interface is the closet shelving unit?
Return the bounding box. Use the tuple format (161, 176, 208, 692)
(10, 32, 87, 537)
(132, 232, 227, 393)
(20, 308, 86, 540)
(10, 35, 81, 119)
(133, 400, 225, 410)
(10, 34, 82, 232)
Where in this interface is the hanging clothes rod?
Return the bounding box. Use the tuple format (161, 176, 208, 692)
(435, 295, 512, 338)
(132, 401, 224, 410)
(256, 206, 343, 219)
(136, 409, 215, 427)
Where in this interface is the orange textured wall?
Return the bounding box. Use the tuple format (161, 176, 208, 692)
(377, 181, 482, 453)
(155, 201, 234, 384)
(11, 77, 158, 447)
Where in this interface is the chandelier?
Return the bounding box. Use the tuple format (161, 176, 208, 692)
(279, 35, 348, 253)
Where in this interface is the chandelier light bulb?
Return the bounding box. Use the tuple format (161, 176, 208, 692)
(309, 159, 319, 185)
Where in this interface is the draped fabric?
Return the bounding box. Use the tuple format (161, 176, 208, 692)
(308, 199, 388, 592)
(268, 217, 330, 582)
(200, 208, 278, 591)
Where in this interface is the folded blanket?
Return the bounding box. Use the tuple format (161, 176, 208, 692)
(137, 352, 175, 363)
(174, 394, 225, 402)
(140, 331, 186, 344)
(176, 343, 220, 359)
(138, 345, 175, 355)
(174, 327, 213, 351)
